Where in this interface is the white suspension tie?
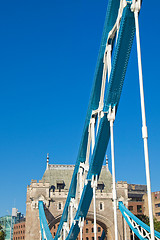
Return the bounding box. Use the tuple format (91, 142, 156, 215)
(131, 1, 155, 239)
(79, 166, 83, 197)
(70, 199, 74, 226)
(116, 0, 127, 44)
(124, 219, 127, 240)
(97, 51, 108, 133)
(99, 50, 108, 108)
(78, 217, 84, 240)
(97, 44, 112, 134)
(90, 117, 95, 154)
(91, 175, 98, 240)
(85, 122, 92, 168)
(99, 43, 111, 109)
(107, 106, 118, 240)
(107, 44, 112, 83)
(63, 223, 66, 240)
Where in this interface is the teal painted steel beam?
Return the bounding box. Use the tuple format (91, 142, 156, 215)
(39, 201, 53, 240)
(39, 1, 138, 240)
(54, 0, 120, 238)
(66, 3, 136, 239)
(119, 202, 160, 239)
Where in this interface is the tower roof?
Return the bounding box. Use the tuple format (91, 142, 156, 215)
(41, 164, 112, 193)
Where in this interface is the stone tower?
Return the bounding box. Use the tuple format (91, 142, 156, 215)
(25, 156, 129, 240)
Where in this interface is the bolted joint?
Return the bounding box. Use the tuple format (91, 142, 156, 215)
(131, 0, 141, 13)
(73, 219, 78, 226)
(79, 164, 84, 172)
(71, 198, 78, 210)
(142, 126, 148, 139)
(103, 44, 112, 63)
(91, 175, 98, 188)
(112, 190, 117, 201)
(78, 217, 84, 228)
(90, 117, 95, 125)
(103, 51, 107, 64)
(107, 106, 116, 123)
(111, 198, 119, 208)
(106, 44, 112, 52)
(80, 162, 89, 172)
(63, 222, 69, 233)
(85, 178, 91, 185)
(97, 106, 105, 119)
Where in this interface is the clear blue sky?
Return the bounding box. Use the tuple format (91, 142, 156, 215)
(0, 0, 159, 217)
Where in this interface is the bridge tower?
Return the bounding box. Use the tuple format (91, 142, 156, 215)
(25, 156, 130, 240)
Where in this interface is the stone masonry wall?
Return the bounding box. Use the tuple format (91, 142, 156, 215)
(25, 166, 130, 240)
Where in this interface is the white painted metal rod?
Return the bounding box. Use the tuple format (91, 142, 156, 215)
(70, 202, 73, 226)
(86, 124, 92, 165)
(93, 183, 97, 240)
(110, 119, 118, 240)
(124, 219, 127, 240)
(63, 226, 66, 240)
(91, 118, 95, 154)
(78, 218, 84, 240)
(107, 45, 112, 83)
(80, 226, 82, 240)
(79, 167, 83, 197)
(134, 10, 155, 240)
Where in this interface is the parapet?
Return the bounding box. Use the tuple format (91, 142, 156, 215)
(117, 181, 127, 188)
(30, 180, 50, 188)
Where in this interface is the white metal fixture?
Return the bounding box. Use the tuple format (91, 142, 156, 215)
(107, 106, 118, 240)
(91, 175, 98, 240)
(131, 1, 155, 239)
(78, 217, 84, 240)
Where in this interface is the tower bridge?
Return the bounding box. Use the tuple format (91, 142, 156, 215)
(25, 0, 159, 239)
(25, 157, 129, 240)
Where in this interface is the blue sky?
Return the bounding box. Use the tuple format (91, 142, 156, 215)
(0, 0, 159, 216)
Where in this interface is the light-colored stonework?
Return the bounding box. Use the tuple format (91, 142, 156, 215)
(143, 191, 160, 222)
(25, 160, 130, 240)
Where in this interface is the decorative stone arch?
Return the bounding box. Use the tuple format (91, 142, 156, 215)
(87, 211, 123, 240)
(47, 211, 124, 240)
(48, 212, 109, 238)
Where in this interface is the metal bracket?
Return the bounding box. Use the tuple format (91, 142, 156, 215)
(84, 178, 91, 185)
(107, 106, 116, 123)
(80, 162, 89, 172)
(142, 125, 148, 139)
(91, 175, 98, 188)
(63, 222, 69, 234)
(131, 0, 141, 13)
(103, 44, 112, 63)
(78, 217, 84, 228)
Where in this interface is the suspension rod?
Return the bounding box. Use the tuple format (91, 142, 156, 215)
(134, 7, 155, 240)
(78, 218, 84, 240)
(108, 106, 118, 240)
(124, 219, 127, 240)
(91, 175, 97, 240)
(110, 120, 118, 240)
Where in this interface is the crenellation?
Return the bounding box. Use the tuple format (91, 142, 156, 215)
(31, 179, 37, 183)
